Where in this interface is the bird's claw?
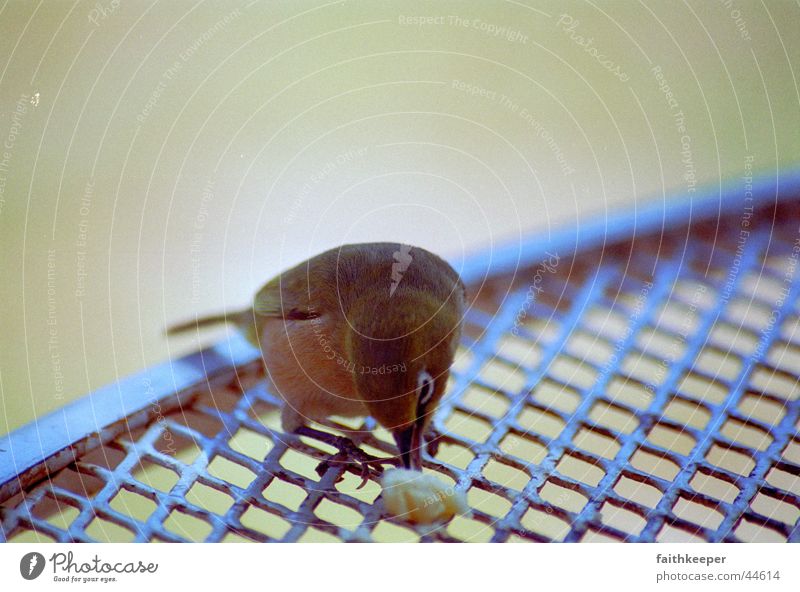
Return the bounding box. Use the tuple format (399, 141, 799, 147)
(311, 435, 396, 489)
(425, 427, 443, 458)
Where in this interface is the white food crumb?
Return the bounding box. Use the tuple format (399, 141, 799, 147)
(381, 468, 469, 524)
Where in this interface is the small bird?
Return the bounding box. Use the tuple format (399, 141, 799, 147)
(168, 243, 466, 479)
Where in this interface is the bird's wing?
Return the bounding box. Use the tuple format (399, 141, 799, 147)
(252, 244, 386, 320)
(253, 243, 467, 319)
(252, 262, 321, 320)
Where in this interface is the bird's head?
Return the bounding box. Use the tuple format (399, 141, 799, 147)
(345, 289, 463, 469)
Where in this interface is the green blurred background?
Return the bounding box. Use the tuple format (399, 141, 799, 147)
(1, 0, 799, 435)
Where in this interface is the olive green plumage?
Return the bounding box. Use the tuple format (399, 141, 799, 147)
(169, 242, 466, 469)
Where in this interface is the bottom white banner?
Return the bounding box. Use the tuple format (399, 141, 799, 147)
(0, 542, 796, 591)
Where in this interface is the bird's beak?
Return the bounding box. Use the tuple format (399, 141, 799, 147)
(393, 422, 422, 470)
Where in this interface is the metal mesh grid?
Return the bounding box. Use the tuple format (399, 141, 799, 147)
(2, 199, 799, 543)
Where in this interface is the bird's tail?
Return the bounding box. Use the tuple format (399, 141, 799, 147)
(166, 309, 251, 336)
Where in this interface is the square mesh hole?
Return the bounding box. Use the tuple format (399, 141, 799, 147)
(132, 459, 180, 492)
(607, 377, 653, 411)
(637, 325, 686, 361)
(599, 501, 646, 537)
(565, 330, 614, 367)
(647, 423, 696, 456)
(556, 454, 605, 487)
(766, 340, 800, 373)
(663, 397, 710, 430)
(479, 357, 526, 394)
(109, 488, 157, 523)
(672, 497, 723, 530)
(708, 322, 759, 356)
(539, 480, 588, 513)
(656, 523, 706, 543)
(445, 410, 493, 442)
(521, 508, 570, 541)
(278, 449, 322, 482)
(739, 273, 785, 305)
(371, 521, 420, 543)
(689, 470, 739, 503)
(162, 509, 213, 542)
(517, 405, 565, 439)
(781, 315, 800, 344)
(781, 439, 800, 464)
(737, 394, 785, 425)
(262, 478, 307, 511)
(531, 379, 581, 414)
(227, 428, 274, 461)
(461, 385, 510, 418)
(359, 442, 394, 464)
(677, 373, 727, 405)
(208, 455, 257, 489)
(721, 418, 772, 451)
(584, 307, 634, 342)
(499, 432, 547, 464)
(85, 517, 136, 543)
(589, 400, 638, 434)
(630, 449, 680, 481)
(655, 300, 699, 335)
(726, 298, 773, 331)
(186, 482, 235, 515)
(521, 316, 560, 343)
(573, 427, 620, 459)
(765, 466, 800, 495)
(673, 279, 715, 309)
(621, 352, 666, 387)
(549, 356, 598, 390)
(694, 348, 742, 382)
(447, 515, 495, 542)
(496, 334, 542, 369)
(468, 487, 513, 518)
(482, 459, 530, 491)
(614, 475, 663, 508)
(314, 499, 363, 530)
(706, 444, 755, 477)
(434, 441, 475, 470)
(749, 367, 800, 401)
(749, 492, 800, 525)
(734, 518, 786, 542)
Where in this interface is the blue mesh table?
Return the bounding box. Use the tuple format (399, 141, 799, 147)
(2, 171, 799, 542)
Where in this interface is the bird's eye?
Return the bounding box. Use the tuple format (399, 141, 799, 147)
(417, 370, 434, 408)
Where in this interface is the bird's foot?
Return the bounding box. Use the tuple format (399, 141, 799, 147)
(294, 426, 397, 488)
(314, 443, 395, 488)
